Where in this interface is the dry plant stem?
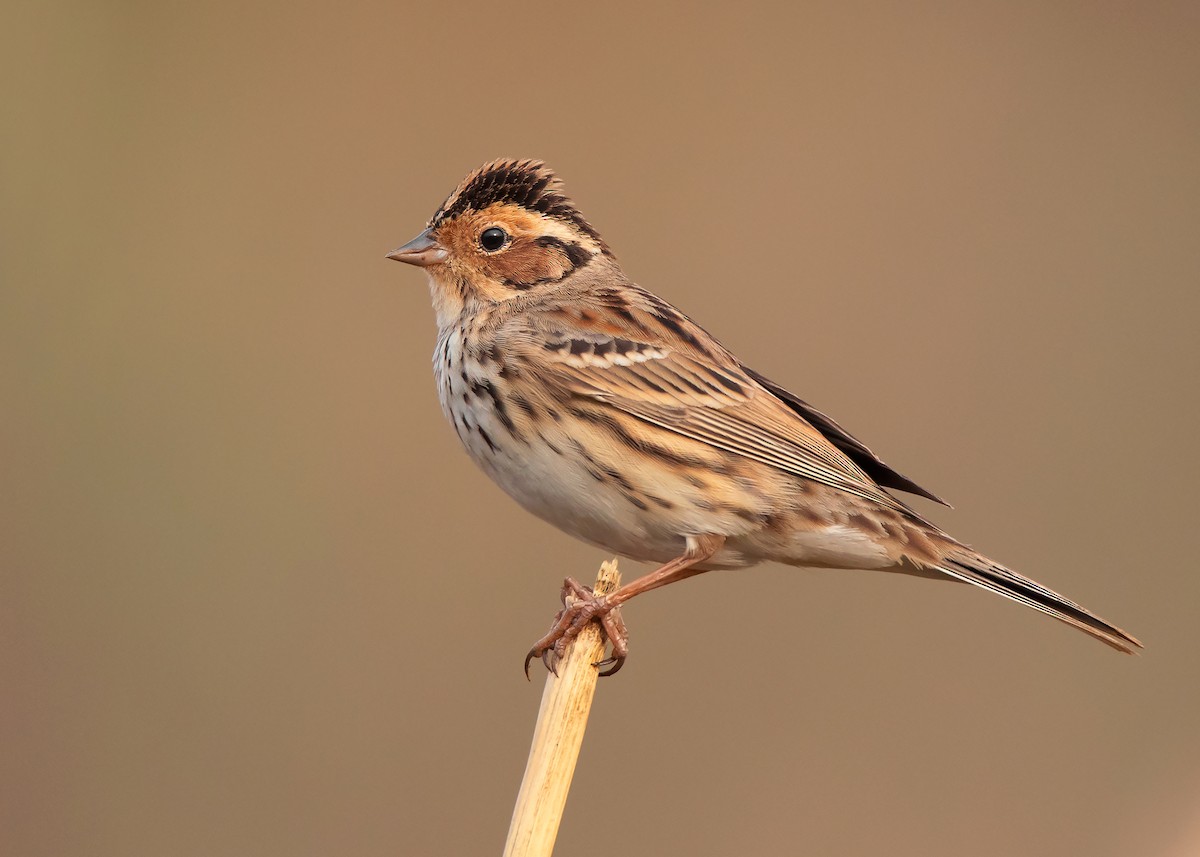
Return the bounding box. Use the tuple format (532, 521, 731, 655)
(503, 561, 622, 857)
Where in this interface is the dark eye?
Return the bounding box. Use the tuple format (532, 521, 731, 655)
(479, 227, 508, 252)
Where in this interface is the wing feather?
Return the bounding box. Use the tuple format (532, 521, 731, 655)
(503, 301, 916, 514)
(742, 367, 948, 505)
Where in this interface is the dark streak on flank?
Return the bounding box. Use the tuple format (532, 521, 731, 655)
(709, 460, 738, 477)
(452, 413, 468, 445)
(476, 342, 500, 364)
(622, 492, 650, 512)
(567, 406, 712, 469)
(571, 438, 598, 465)
(571, 439, 632, 491)
(604, 467, 634, 492)
(510, 393, 538, 421)
(730, 506, 768, 524)
(478, 427, 498, 453)
(471, 378, 518, 436)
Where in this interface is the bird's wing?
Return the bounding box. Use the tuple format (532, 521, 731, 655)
(740, 367, 948, 506)
(502, 295, 914, 514)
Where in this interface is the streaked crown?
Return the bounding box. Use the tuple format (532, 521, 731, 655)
(429, 158, 609, 254)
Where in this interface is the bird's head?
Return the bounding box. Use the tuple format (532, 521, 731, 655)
(388, 159, 611, 324)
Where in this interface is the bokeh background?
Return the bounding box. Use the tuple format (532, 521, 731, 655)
(3, 2, 1198, 855)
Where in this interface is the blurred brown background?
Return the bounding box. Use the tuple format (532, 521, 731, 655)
(2, 2, 1198, 855)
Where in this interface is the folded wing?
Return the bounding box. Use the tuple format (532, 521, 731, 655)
(504, 299, 925, 516)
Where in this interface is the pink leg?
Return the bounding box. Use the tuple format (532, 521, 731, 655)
(524, 534, 726, 678)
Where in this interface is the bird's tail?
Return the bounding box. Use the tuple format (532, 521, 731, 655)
(935, 547, 1142, 653)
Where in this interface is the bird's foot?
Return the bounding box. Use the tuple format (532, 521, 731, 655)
(524, 577, 628, 679)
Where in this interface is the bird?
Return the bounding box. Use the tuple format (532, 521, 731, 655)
(386, 157, 1141, 676)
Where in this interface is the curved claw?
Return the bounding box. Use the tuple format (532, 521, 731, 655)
(593, 654, 626, 677)
(524, 585, 630, 679)
(524, 641, 565, 679)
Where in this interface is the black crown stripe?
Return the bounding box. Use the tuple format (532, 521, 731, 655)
(429, 159, 609, 252)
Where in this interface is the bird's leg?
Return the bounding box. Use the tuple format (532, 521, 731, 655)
(524, 534, 726, 678)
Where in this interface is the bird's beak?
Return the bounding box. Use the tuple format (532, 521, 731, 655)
(386, 228, 449, 267)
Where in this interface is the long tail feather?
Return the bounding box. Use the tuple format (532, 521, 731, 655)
(936, 550, 1142, 653)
